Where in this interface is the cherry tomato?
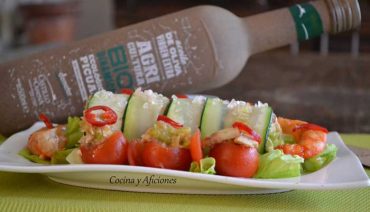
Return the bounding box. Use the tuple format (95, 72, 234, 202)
(209, 142, 259, 178)
(80, 131, 127, 164)
(141, 140, 192, 171)
(127, 140, 145, 166)
(190, 129, 203, 163)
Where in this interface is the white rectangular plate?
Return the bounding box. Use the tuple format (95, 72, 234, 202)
(0, 122, 369, 194)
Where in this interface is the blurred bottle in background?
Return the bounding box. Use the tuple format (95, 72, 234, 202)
(0, 0, 16, 52)
(19, 0, 79, 45)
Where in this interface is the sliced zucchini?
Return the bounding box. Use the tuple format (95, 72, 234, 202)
(166, 96, 206, 133)
(87, 90, 130, 131)
(123, 88, 169, 140)
(249, 104, 273, 153)
(200, 98, 229, 139)
(223, 100, 273, 153)
(223, 100, 252, 128)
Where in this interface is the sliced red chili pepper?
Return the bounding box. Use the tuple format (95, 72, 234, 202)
(157, 115, 183, 128)
(175, 94, 188, 99)
(293, 123, 328, 133)
(84, 106, 117, 127)
(120, 88, 134, 95)
(39, 113, 53, 129)
(232, 121, 261, 143)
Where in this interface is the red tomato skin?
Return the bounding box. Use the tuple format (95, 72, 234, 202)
(80, 131, 127, 164)
(127, 140, 145, 166)
(210, 142, 259, 178)
(141, 140, 192, 171)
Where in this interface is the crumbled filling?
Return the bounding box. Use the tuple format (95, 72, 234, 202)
(191, 95, 206, 104)
(141, 121, 191, 147)
(254, 101, 269, 108)
(134, 88, 169, 108)
(79, 118, 114, 146)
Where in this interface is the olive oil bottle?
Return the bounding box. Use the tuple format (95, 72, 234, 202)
(0, 0, 361, 135)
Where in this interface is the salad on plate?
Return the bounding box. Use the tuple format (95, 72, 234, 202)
(19, 88, 337, 179)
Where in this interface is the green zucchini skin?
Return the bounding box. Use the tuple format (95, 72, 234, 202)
(200, 98, 228, 139)
(222, 101, 273, 153)
(166, 96, 206, 133)
(123, 89, 169, 140)
(87, 89, 273, 153)
(87, 90, 130, 131)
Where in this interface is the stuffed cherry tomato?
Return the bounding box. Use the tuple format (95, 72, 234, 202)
(141, 140, 192, 171)
(209, 142, 259, 178)
(127, 140, 145, 166)
(80, 131, 127, 164)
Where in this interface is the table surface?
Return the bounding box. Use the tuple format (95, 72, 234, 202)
(0, 134, 369, 212)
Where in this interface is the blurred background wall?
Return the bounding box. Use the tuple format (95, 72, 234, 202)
(75, 0, 114, 40)
(0, 0, 369, 133)
(0, 0, 114, 58)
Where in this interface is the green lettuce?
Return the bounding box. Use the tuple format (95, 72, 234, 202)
(190, 157, 216, 175)
(282, 134, 295, 144)
(265, 116, 297, 153)
(19, 147, 75, 165)
(254, 150, 303, 179)
(18, 148, 50, 164)
(265, 120, 285, 152)
(302, 144, 337, 172)
(65, 117, 83, 149)
(265, 131, 284, 152)
(66, 148, 84, 164)
(51, 149, 73, 164)
(0, 134, 6, 145)
(266, 132, 295, 152)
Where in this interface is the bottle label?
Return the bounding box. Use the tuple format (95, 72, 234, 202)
(0, 14, 215, 135)
(289, 3, 323, 41)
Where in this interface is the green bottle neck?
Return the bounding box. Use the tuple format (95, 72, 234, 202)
(242, 0, 337, 55)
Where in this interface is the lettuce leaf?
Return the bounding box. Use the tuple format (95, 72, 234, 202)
(18, 146, 75, 165)
(66, 148, 84, 164)
(18, 148, 50, 164)
(65, 117, 83, 149)
(190, 157, 216, 175)
(265, 131, 284, 152)
(51, 149, 73, 164)
(265, 120, 285, 152)
(302, 144, 337, 172)
(254, 150, 303, 179)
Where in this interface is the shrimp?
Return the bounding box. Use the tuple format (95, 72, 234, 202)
(202, 127, 240, 148)
(275, 117, 327, 159)
(27, 125, 67, 159)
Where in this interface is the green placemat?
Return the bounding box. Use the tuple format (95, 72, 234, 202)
(0, 134, 369, 212)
